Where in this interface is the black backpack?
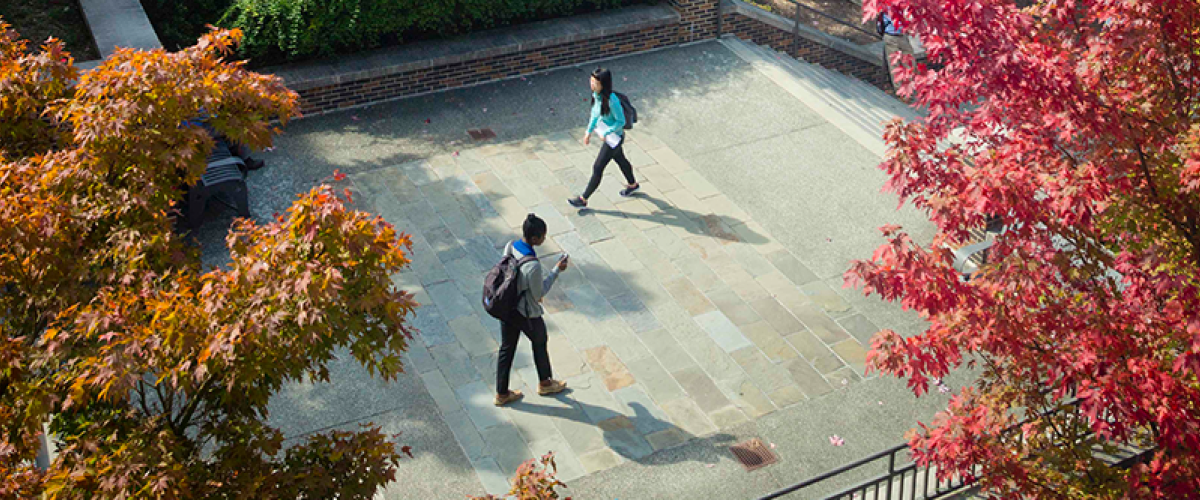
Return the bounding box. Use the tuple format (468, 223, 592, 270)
(482, 253, 537, 320)
(615, 92, 637, 129)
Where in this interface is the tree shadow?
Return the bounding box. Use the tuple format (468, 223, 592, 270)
(264, 348, 479, 478)
(195, 39, 830, 481)
(509, 390, 737, 465)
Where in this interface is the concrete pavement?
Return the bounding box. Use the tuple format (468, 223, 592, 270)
(195, 38, 957, 499)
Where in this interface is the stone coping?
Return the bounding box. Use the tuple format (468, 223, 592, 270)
(78, 0, 162, 63)
(263, 4, 681, 91)
(722, 0, 883, 66)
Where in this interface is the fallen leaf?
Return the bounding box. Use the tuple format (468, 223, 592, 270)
(878, 401, 884, 405)
(769, 442, 776, 449)
(829, 435, 845, 446)
(841, 379, 849, 386)
(351, 115, 359, 121)
(424, 118, 430, 124)
(264, 147, 275, 152)
(483, 108, 488, 113)
(705, 464, 716, 468)
(452, 151, 460, 157)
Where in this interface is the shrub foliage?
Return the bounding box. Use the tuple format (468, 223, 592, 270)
(148, 0, 645, 66)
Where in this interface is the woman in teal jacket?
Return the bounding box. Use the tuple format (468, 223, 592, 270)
(568, 68, 639, 208)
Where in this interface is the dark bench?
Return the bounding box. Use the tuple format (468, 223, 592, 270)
(185, 136, 250, 228)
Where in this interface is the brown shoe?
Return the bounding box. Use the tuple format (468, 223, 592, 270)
(537, 379, 568, 396)
(494, 390, 524, 406)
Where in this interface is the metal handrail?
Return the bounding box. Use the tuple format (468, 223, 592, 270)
(779, 0, 881, 40)
(757, 443, 908, 499)
(758, 389, 1157, 500)
(757, 398, 1081, 499)
(739, 0, 895, 89)
(822, 457, 978, 500)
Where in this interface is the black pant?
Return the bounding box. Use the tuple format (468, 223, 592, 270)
(582, 135, 636, 199)
(496, 315, 552, 395)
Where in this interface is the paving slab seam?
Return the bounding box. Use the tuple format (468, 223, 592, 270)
(349, 109, 889, 494)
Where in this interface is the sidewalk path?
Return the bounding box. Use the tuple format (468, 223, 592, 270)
(195, 40, 949, 499)
(348, 124, 892, 492)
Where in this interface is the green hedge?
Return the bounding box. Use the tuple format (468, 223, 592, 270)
(143, 0, 237, 52)
(214, 0, 648, 65)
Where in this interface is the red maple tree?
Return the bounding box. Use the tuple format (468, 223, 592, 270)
(851, 0, 1200, 497)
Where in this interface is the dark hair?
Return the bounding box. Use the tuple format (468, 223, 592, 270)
(523, 213, 547, 240)
(590, 67, 614, 117)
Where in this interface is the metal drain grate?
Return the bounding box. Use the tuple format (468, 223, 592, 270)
(729, 438, 777, 472)
(467, 128, 496, 140)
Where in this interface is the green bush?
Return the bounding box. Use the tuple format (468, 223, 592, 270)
(142, 0, 236, 51)
(218, 0, 643, 66)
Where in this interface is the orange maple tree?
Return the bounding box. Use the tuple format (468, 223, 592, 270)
(1, 23, 418, 498)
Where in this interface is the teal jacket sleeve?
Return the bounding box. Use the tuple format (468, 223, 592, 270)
(585, 96, 601, 136)
(609, 93, 625, 134)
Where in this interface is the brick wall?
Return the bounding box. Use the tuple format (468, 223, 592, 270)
(669, 0, 721, 43)
(722, 11, 892, 92)
(295, 23, 679, 116)
(285, 1, 893, 116)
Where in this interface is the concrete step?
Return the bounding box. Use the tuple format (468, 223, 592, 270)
(742, 38, 912, 123)
(743, 42, 899, 123)
(719, 36, 922, 157)
(739, 39, 911, 133)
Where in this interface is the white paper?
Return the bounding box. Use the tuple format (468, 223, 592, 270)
(604, 133, 621, 148)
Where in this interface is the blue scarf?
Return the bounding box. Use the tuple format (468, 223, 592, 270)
(513, 239, 536, 258)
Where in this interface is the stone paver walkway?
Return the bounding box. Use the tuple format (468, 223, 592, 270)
(349, 130, 880, 495)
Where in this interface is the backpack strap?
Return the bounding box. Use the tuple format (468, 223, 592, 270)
(512, 254, 539, 301)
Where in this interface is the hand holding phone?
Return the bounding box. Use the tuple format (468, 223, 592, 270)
(556, 253, 570, 271)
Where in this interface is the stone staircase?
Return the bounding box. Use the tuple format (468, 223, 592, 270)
(719, 35, 923, 158)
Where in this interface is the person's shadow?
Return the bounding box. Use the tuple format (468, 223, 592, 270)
(510, 389, 736, 464)
(583, 193, 769, 246)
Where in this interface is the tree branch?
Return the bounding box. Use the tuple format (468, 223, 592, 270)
(172, 374, 218, 439)
(154, 382, 171, 419)
(1132, 143, 1161, 200)
(1131, 142, 1200, 263)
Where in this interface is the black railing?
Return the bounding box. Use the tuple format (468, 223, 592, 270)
(759, 392, 1157, 500)
(824, 450, 979, 500)
(756, 443, 976, 500)
(756, 443, 905, 499)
